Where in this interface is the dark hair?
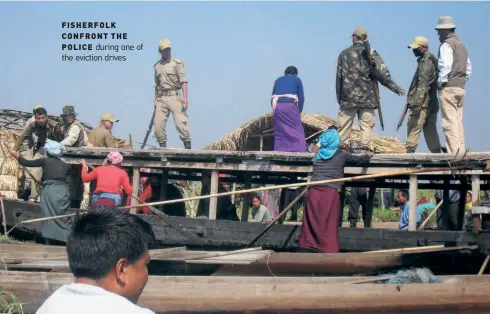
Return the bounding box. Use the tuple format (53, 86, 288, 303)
(34, 108, 47, 116)
(449, 28, 456, 33)
(284, 66, 298, 76)
(67, 207, 156, 279)
(398, 189, 409, 200)
(252, 194, 261, 202)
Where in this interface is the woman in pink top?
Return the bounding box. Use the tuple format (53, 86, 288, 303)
(80, 151, 133, 207)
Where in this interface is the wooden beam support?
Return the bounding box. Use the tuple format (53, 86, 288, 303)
(208, 170, 219, 220)
(241, 176, 252, 222)
(408, 175, 418, 231)
(159, 171, 168, 213)
(472, 174, 481, 204)
(130, 168, 140, 214)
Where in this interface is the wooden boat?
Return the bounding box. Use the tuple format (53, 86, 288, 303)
(0, 243, 484, 276)
(1, 270, 489, 313)
(2, 198, 489, 254)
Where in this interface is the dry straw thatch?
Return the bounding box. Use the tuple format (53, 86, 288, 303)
(0, 127, 20, 199)
(205, 112, 405, 153)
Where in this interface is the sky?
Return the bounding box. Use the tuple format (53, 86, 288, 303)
(0, 1, 489, 152)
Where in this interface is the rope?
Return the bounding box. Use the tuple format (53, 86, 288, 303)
(265, 251, 277, 277)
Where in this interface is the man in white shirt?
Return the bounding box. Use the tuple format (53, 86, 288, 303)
(435, 16, 471, 156)
(36, 207, 157, 314)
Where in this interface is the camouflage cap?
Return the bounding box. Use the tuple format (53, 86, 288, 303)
(61, 105, 77, 116)
(408, 36, 429, 49)
(101, 112, 119, 123)
(158, 39, 171, 50)
(353, 28, 368, 37)
(435, 16, 456, 30)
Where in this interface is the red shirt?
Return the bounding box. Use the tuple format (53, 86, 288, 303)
(81, 165, 133, 196)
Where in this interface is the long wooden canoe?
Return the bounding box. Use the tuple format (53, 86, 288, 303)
(2, 198, 489, 253)
(1, 271, 489, 313)
(0, 243, 483, 276)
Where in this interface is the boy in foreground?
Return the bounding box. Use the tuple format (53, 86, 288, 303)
(36, 207, 156, 314)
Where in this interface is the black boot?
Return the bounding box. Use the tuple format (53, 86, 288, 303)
(159, 142, 166, 148)
(349, 220, 357, 228)
(441, 146, 448, 154)
(183, 141, 191, 149)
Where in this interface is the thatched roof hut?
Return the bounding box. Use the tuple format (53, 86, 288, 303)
(205, 112, 405, 154)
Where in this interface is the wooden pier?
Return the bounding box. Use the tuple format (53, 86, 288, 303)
(60, 147, 490, 231)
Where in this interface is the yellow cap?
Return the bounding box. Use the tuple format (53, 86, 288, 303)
(101, 113, 119, 123)
(33, 104, 44, 110)
(353, 28, 368, 37)
(158, 39, 171, 50)
(408, 36, 429, 49)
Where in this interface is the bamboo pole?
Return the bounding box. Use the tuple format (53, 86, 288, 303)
(478, 255, 489, 275)
(418, 200, 444, 230)
(345, 275, 395, 284)
(121, 166, 465, 211)
(247, 188, 308, 248)
(0, 194, 7, 235)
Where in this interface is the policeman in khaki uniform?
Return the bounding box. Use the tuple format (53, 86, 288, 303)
(14, 105, 61, 202)
(154, 39, 191, 149)
(88, 113, 119, 148)
(57, 105, 88, 208)
(336, 28, 405, 152)
(405, 36, 442, 153)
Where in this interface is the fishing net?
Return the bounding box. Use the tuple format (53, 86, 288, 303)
(374, 267, 441, 284)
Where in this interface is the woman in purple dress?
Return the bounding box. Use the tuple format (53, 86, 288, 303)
(271, 66, 306, 152)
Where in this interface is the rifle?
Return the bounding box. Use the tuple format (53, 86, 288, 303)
(397, 101, 410, 132)
(396, 92, 427, 132)
(141, 86, 157, 149)
(363, 41, 384, 131)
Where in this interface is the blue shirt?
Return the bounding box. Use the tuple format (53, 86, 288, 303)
(434, 180, 460, 203)
(399, 202, 435, 230)
(272, 75, 305, 112)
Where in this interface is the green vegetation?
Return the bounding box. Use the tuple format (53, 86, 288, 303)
(0, 291, 25, 314)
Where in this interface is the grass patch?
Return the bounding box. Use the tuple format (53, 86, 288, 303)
(0, 291, 25, 314)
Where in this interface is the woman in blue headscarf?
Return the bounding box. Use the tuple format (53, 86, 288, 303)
(297, 126, 373, 253)
(10, 139, 72, 244)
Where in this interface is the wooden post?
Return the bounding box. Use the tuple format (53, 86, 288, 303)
(208, 170, 219, 220)
(366, 186, 376, 228)
(231, 183, 237, 204)
(408, 175, 418, 231)
(339, 186, 346, 227)
(259, 136, 263, 152)
(241, 176, 252, 222)
(130, 168, 140, 214)
(159, 171, 168, 213)
(472, 175, 480, 204)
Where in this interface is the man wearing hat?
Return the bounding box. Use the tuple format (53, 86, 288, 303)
(88, 113, 119, 148)
(336, 28, 405, 152)
(405, 36, 442, 154)
(153, 38, 192, 149)
(58, 105, 88, 208)
(435, 16, 472, 156)
(14, 105, 61, 202)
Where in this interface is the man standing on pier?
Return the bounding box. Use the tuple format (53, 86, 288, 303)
(435, 16, 472, 156)
(336, 28, 405, 152)
(153, 39, 192, 149)
(405, 36, 442, 154)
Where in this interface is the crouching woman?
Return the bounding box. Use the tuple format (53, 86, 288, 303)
(297, 127, 373, 253)
(10, 139, 72, 243)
